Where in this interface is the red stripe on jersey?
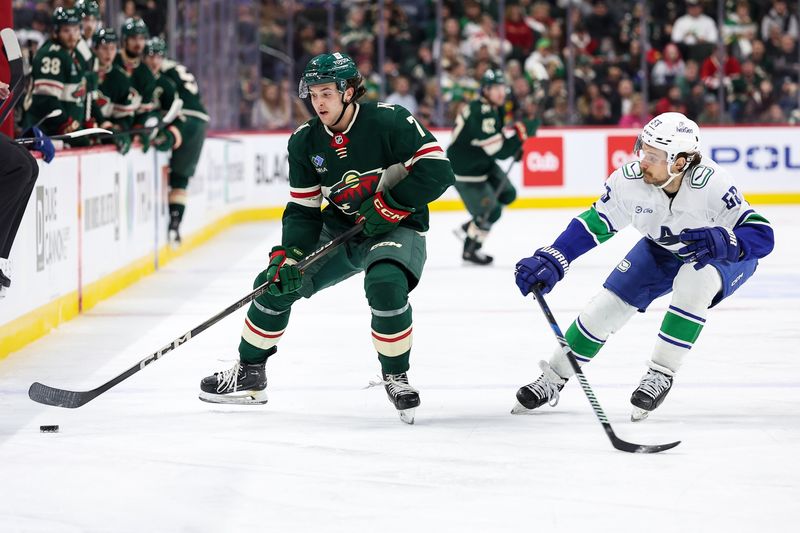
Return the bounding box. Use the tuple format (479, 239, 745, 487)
(371, 328, 413, 343)
(245, 319, 283, 338)
(290, 189, 321, 199)
(413, 146, 443, 158)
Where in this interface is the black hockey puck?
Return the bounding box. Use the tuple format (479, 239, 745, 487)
(39, 425, 59, 433)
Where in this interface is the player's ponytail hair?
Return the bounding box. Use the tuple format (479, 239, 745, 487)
(677, 151, 702, 174)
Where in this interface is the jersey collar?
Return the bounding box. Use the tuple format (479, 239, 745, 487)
(323, 103, 360, 136)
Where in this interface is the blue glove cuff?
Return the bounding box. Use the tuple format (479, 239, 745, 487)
(536, 246, 570, 278)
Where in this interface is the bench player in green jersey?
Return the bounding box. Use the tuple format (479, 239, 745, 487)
(199, 53, 454, 424)
(75, 0, 100, 131)
(447, 69, 539, 265)
(142, 37, 209, 247)
(114, 17, 157, 134)
(23, 7, 87, 139)
(91, 28, 136, 154)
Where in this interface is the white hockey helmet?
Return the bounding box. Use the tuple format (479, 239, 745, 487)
(635, 112, 700, 166)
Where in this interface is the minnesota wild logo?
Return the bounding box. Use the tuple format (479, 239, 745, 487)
(328, 169, 381, 215)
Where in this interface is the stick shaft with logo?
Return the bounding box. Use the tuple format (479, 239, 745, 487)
(28, 223, 365, 409)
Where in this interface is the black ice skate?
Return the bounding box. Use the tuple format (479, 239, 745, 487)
(199, 360, 268, 405)
(0, 259, 10, 299)
(511, 360, 568, 414)
(168, 209, 182, 248)
(371, 372, 420, 424)
(462, 237, 493, 265)
(452, 220, 470, 241)
(630, 368, 674, 422)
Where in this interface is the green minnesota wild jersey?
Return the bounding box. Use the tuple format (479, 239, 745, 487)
(284, 102, 454, 253)
(24, 39, 87, 133)
(113, 51, 157, 125)
(155, 59, 208, 122)
(75, 39, 97, 120)
(93, 63, 136, 128)
(446, 97, 522, 180)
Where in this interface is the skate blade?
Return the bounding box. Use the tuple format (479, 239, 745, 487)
(630, 406, 650, 422)
(510, 401, 532, 415)
(398, 408, 416, 424)
(198, 390, 268, 405)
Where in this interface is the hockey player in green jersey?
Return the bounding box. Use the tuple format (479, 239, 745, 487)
(142, 37, 209, 247)
(447, 68, 539, 265)
(91, 28, 136, 154)
(199, 52, 454, 424)
(75, 0, 100, 131)
(23, 7, 87, 139)
(114, 17, 157, 134)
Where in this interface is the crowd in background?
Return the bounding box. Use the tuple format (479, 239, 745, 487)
(9, 0, 800, 131)
(252, 0, 800, 130)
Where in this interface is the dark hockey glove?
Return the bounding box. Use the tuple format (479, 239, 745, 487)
(514, 246, 570, 296)
(678, 227, 741, 270)
(114, 133, 132, 155)
(355, 189, 414, 237)
(264, 245, 304, 296)
(151, 126, 180, 152)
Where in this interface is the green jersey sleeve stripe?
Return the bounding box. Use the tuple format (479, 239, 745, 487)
(577, 207, 615, 243)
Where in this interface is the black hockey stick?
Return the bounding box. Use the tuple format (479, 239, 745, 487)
(29, 223, 364, 408)
(530, 286, 681, 454)
(0, 28, 26, 125)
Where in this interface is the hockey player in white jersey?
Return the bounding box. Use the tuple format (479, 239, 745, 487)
(512, 112, 774, 421)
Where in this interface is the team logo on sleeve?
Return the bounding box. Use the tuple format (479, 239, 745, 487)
(327, 169, 381, 214)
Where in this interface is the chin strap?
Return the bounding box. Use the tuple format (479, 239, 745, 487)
(657, 155, 694, 190)
(330, 92, 351, 128)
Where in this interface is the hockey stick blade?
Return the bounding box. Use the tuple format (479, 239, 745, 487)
(530, 287, 681, 454)
(28, 223, 364, 408)
(16, 127, 113, 145)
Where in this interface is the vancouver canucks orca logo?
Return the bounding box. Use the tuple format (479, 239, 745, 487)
(328, 169, 381, 215)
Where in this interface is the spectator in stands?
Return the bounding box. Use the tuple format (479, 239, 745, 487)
(771, 35, 800, 82)
(777, 76, 799, 116)
(386, 75, 418, 114)
(526, 1, 553, 36)
(671, 0, 719, 61)
(697, 93, 733, 124)
(761, 0, 798, 41)
(618, 94, 651, 128)
(340, 6, 371, 53)
(542, 95, 570, 126)
(724, 0, 758, 60)
(651, 43, 686, 97)
(749, 39, 773, 77)
(700, 48, 742, 90)
(585, 0, 618, 47)
(655, 85, 688, 115)
(762, 103, 787, 123)
(251, 80, 289, 130)
(505, 3, 535, 61)
(584, 96, 615, 125)
(524, 38, 563, 82)
(731, 59, 764, 120)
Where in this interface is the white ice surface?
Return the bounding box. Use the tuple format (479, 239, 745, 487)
(1, 208, 798, 533)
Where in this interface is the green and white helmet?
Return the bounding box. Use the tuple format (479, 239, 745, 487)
(52, 7, 81, 30)
(92, 27, 118, 48)
(76, 0, 101, 18)
(298, 52, 362, 99)
(144, 37, 167, 57)
(121, 17, 150, 39)
(481, 68, 507, 89)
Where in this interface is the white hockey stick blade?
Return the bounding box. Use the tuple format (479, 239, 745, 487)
(1, 28, 22, 61)
(62, 127, 113, 139)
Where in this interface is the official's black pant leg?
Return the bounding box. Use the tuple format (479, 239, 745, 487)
(0, 135, 39, 258)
